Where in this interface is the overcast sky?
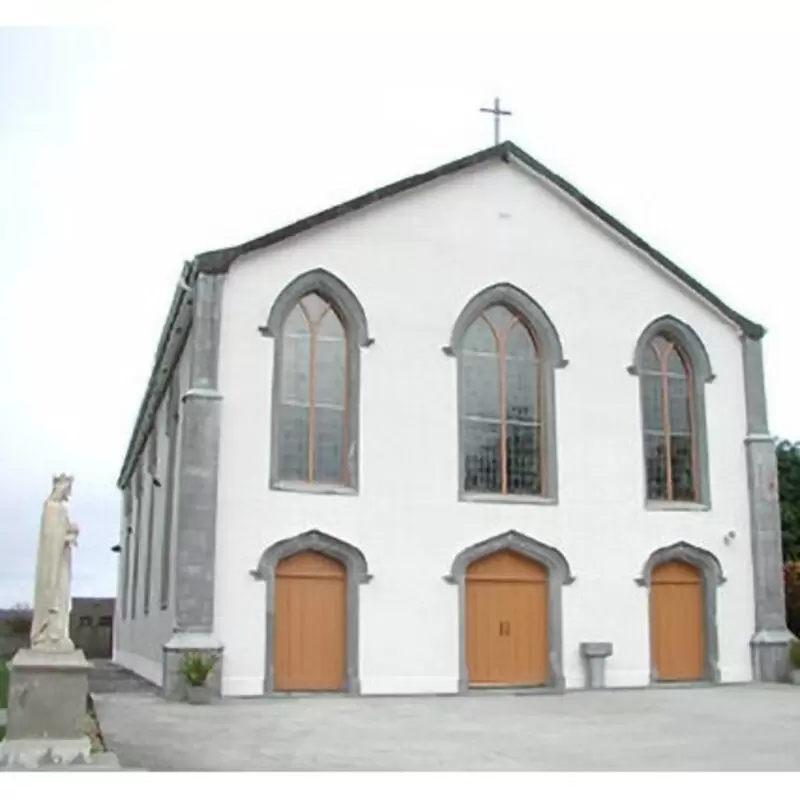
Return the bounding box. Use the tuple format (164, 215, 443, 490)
(1, 17, 798, 607)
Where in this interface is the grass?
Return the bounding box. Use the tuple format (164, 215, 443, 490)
(0, 658, 8, 709)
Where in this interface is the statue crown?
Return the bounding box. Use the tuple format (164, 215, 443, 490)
(52, 473, 72, 486)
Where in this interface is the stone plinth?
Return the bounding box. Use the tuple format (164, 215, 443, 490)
(751, 629, 793, 682)
(0, 647, 92, 768)
(580, 642, 613, 689)
(162, 632, 223, 702)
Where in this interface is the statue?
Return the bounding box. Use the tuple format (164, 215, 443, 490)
(29, 474, 79, 652)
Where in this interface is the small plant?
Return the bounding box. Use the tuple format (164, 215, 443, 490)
(179, 652, 218, 687)
(789, 639, 800, 670)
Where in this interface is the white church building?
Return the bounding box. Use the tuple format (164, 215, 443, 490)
(113, 140, 791, 698)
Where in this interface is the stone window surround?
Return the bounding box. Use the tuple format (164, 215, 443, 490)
(259, 268, 373, 494)
(444, 530, 576, 692)
(634, 540, 726, 683)
(250, 529, 372, 695)
(628, 314, 715, 511)
(444, 282, 568, 505)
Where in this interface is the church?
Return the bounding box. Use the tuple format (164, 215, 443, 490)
(113, 139, 791, 699)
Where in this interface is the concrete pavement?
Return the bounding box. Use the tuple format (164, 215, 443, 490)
(94, 684, 800, 771)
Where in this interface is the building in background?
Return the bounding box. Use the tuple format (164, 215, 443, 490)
(69, 597, 114, 659)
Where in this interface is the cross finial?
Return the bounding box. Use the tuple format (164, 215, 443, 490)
(480, 97, 512, 145)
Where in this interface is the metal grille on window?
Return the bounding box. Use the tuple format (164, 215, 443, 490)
(461, 305, 542, 495)
(641, 335, 697, 502)
(278, 292, 348, 485)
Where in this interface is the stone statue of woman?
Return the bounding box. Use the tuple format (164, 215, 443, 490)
(29, 474, 79, 652)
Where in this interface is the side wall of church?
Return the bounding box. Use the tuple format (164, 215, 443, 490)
(113, 331, 193, 685)
(212, 160, 756, 695)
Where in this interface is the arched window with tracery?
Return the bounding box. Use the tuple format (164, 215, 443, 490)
(640, 336, 697, 501)
(630, 316, 714, 508)
(448, 284, 566, 502)
(278, 292, 349, 484)
(461, 306, 542, 495)
(262, 269, 372, 492)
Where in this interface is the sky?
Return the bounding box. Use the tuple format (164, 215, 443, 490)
(1, 11, 799, 606)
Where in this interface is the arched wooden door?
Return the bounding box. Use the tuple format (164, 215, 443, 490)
(466, 549, 548, 687)
(274, 550, 346, 691)
(650, 560, 705, 682)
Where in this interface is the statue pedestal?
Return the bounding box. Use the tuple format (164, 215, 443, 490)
(0, 647, 92, 769)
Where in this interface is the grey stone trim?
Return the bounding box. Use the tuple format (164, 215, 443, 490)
(259, 267, 373, 346)
(635, 540, 725, 683)
(261, 268, 372, 492)
(444, 530, 575, 692)
(445, 283, 567, 503)
(741, 336, 792, 681)
(446, 282, 567, 366)
(171, 273, 225, 637)
(130, 466, 143, 620)
(160, 376, 180, 610)
(629, 315, 715, 382)
(252, 529, 371, 695)
(742, 336, 769, 434)
(629, 314, 714, 508)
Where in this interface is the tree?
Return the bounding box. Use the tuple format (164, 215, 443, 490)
(777, 439, 800, 562)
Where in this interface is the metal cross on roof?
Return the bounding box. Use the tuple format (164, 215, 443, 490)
(480, 97, 512, 145)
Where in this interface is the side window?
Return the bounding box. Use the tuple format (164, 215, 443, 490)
(263, 269, 372, 493)
(630, 317, 714, 508)
(276, 293, 349, 485)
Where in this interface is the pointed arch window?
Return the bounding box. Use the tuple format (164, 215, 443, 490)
(263, 269, 372, 493)
(630, 316, 714, 508)
(640, 336, 697, 501)
(448, 284, 566, 503)
(278, 292, 349, 485)
(461, 306, 543, 495)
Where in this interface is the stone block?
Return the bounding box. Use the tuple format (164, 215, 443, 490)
(579, 641, 613, 689)
(751, 629, 793, 682)
(162, 632, 223, 702)
(0, 647, 92, 768)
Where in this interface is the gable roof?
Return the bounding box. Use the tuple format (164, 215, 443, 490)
(193, 139, 764, 338)
(117, 139, 763, 488)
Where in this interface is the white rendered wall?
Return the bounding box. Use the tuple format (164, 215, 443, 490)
(114, 334, 192, 683)
(213, 160, 756, 696)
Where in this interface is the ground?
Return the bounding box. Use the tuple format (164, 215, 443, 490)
(94, 682, 800, 771)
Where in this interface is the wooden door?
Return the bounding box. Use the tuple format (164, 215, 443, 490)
(274, 550, 346, 691)
(650, 560, 705, 682)
(466, 549, 548, 686)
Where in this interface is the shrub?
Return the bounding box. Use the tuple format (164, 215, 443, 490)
(789, 639, 800, 670)
(179, 652, 218, 687)
(785, 562, 800, 637)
